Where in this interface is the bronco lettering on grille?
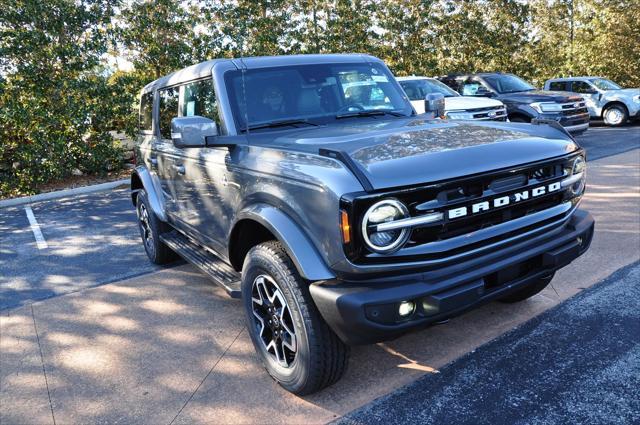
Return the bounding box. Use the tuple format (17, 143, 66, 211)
(447, 181, 561, 219)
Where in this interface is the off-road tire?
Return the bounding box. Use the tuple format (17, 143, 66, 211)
(241, 241, 349, 395)
(602, 104, 628, 126)
(136, 189, 175, 264)
(498, 273, 555, 303)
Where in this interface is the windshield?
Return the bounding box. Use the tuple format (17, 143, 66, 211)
(224, 62, 413, 131)
(399, 79, 459, 100)
(590, 78, 622, 91)
(483, 74, 535, 94)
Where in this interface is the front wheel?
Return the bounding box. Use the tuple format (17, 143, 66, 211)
(498, 273, 555, 303)
(242, 241, 349, 395)
(602, 104, 628, 126)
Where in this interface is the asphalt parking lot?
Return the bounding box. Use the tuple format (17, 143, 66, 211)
(1, 123, 639, 424)
(337, 261, 640, 425)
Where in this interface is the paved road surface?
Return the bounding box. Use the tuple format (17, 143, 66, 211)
(336, 261, 640, 425)
(0, 189, 166, 310)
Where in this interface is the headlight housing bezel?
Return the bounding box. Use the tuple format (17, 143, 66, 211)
(445, 110, 475, 120)
(530, 102, 564, 113)
(361, 199, 411, 253)
(562, 154, 587, 196)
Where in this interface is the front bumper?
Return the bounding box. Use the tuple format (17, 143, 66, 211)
(539, 112, 590, 133)
(310, 209, 594, 345)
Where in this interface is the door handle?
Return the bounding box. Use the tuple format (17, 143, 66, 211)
(172, 164, 185, 175)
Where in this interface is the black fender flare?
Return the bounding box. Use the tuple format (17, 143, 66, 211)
(233, 204, 335, 281)
(130, 166, 168, 222)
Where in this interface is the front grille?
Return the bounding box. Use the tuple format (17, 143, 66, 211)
(410, 192, 564, 245)
(471, 107, 508, 120)
(558, 101, 588, 116)
(344, 154, 581, 264)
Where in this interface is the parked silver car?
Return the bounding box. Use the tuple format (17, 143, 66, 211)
(544, 77, 640, 126)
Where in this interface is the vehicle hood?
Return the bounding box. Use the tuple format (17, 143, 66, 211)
(602, 88, 640, 98)
(498, 90, 584, 104)
(248, 118, 579, 190)
(444, 96, 504, 111)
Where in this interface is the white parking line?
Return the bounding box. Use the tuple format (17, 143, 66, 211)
(24, 206, 48, 249)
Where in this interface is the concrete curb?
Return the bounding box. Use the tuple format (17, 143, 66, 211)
(0, 179, 129, 209)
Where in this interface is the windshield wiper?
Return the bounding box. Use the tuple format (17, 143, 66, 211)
(241, 119, 319, 132)
(335, 110, 407, 119)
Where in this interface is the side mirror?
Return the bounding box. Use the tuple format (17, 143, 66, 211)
(171, 116, 218, 148)
(424, 93, 445, 118)
(476, 87, 494, 97)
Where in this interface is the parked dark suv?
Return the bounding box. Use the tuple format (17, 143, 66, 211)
(132, 54, 594, 395)
(438, 73, 591, 133)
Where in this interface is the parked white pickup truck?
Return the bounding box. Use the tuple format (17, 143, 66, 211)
(544, 77, 640, 126)
(397, 76, 507, 120)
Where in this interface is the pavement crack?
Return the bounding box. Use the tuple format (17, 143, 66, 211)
(168, 327, 245, 425)
(31, 304, 56, 425)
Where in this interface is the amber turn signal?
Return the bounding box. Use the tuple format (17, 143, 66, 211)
(340, 210, 351, 244)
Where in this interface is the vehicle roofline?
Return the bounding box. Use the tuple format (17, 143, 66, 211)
(142, 53, 381, 93)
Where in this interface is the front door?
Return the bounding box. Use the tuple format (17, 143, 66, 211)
(571, 80, 599, 116)
(156, 85, 183, 218)
(171, 78, 233, 252)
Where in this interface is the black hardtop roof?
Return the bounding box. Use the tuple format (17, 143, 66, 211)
(142, 53, 382, 93)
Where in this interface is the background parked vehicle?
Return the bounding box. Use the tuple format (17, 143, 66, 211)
(396, 76, 507, 121)
(438, 73, 591, 134)
(544, 77, 640, 126)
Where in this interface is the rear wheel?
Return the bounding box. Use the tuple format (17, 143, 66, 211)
(242, 241, 349, 395)
(136, 189, 175, 264)
(602, 104, 628, 126)
(498, 273, 555, 303)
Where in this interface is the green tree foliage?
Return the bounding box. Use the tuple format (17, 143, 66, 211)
(526, 0, 640, 86)
(375, 0, 438, 76)
(119, 0, 200, 79)
(0, 0, 123, 197)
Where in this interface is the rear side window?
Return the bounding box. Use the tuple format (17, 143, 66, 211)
(572, 81, 596, 94)
(139, 92, 153, 132)
(549, 81, 569, 91)
(181, 79, 219, 123)
(158, 86, 179, 139)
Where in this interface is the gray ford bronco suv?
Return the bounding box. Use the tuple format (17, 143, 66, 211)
(131, 54, 594, 394)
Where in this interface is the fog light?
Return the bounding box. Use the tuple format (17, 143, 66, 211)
(422, 298, 440, 316)
(398, 301, 415, 317)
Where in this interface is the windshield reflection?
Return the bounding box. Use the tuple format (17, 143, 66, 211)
(224, 62, 413, 132)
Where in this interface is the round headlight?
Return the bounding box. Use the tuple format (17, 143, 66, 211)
(361, 199, 410, 253)
(572, 156, 586, 175)
(571, 156, 586, 194)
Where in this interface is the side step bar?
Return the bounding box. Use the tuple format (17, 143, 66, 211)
(160, 231, 241, 298)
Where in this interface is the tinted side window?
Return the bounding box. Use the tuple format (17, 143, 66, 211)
(139, 92, 153, 132)
(549, 81, 569, 91)
(158, 86, 179, 139)
(181, 79, 219, 123)
(572, 81, 596, 94)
